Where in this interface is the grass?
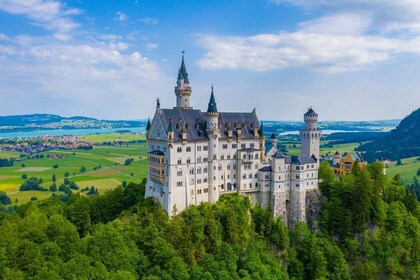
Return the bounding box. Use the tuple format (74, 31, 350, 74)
(386, 157, 420, 183)
(0, 140, 148, 205)
(82, 133, 145, 143)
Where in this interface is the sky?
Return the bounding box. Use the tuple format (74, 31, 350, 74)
(0, 0, 419, 121)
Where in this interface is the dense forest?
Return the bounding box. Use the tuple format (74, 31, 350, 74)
(358, 108, 420, 162)
(0, 162, 419, 279)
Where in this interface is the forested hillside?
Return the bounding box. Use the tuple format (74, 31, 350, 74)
(358, 108, 420, 162)
(0, 163, 419, 279)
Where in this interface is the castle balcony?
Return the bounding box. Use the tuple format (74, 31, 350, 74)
(150, 174, 165, 184)
(242, 159, 253, 164)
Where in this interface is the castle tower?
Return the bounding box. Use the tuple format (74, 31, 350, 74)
(269, 133, 277, 146)
(206, 86, 219, 203)
(174, 53, 192, 109)
(299, 107, 322, 160)
(333, 151, 341, 165)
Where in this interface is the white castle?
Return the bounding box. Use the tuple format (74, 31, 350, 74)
(145, 55, 322, 226)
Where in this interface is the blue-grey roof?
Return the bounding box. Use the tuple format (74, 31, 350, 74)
(351, 152, 365, 162)
(155, 108, 260, 142)
(273, 150, 286, 159)
(270, 133, 277, 139)
(179, 55, 189, 84)
(259, 166, 272, 172)
(304, 107, 317, 116)
(149, 150, 165, 155)
(265, 143, 274, 153)
(207, 88, 218, 113)
(146, 118, 151, 130)
(290, 155, 317, 165)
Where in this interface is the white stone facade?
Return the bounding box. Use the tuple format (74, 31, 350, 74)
(145, 57, 322, 226)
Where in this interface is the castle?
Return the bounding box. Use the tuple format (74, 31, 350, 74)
(145, 55, 322, 226)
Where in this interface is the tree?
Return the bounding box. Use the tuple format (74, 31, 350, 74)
(52, 174, 56, 183)
(50, 183, 57, 192)
(124, 159, 133, 166)
(80, 166, 86, 173)
(21, 174, 27, 179)
(64, 171, 70, 178)
(396, 158, 402, 165)
(0, 191, 11, 205)
(122, 181, 127, 188)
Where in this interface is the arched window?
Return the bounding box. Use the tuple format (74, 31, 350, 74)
(242, 174, 246, 179)
(255, 154, 259, 159)
(243, 154, 246, 159)
(189, 168, 194, 175)
(177, 158, 182, 165)
(187, 158, 191, 164)
(248, 173, 252, 179)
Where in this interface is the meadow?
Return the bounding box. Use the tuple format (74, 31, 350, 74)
(0, 134, 148, 204)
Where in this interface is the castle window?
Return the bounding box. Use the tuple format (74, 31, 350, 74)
(265, 175, 269, 180)
(248, 173, 252, 179)
(255, 154, 259, 159)
(177, 147, 182, 153)
(177, 170, 182, 176)
(296, 175, 299, 179)
(227, 155, 231, 160)
(232, 144, 237, 149)
(296, 166, 300, 170)
(221, 175, 223, 179)
(241, 143, 246, 149)
(243, 154, 246, 159)
(203, 146, 208, 151)
(222, 144, 228, 149)
(227, 164, 230, 170)
(233, 155, 237, 159)
(249, 183, 252, 188)
(213, 154, 217, 160)
(197, 146, 201, 151)
(204, 177, 207, 183)
(221, 155, 225, 160)
(227, 175, 230, 179)
(203, 157, 208, 162)
(187, 158, 191, 164)
(177, 181, 183, 187)
(279, 167, 281, 171)
(255, 173, 258, 178)
(225, 123, 229, 128)
(254, 164, 258, 169)
(279, 176, 281, 180)
(195, 123, 199, 129)
(176, 124, 180, 130)
(234, 123, 238, 128)
(186, 146, 191, 152)
(243, 174, 246, 179)
(256, 183, 258, 188)
(177, 159, 182, 165)
(242, 123, 246, 128)
(218, 164, 222, 171)
(250, 143, 255, 148)
(233, 165, 236, 169)
(296, 184, 299, 187)
(197, 156, 202, 163)
(204, 188, 208, 193)
(186, 124, 190, 129)
(197, 168, 202, 174)
(204, 167, 207, 173)
(311, 164, 314, 168)
(189, 168, 194, 175)
(250, 123, 254, 128)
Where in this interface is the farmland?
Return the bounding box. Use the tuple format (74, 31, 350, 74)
(0, 133, 148, 205)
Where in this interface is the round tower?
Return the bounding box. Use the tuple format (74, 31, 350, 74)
(175, 53, 192, 109)
(206, 86, 219, 203)
(269, 133, 277, 146)
(299, 107, 322, 160)
(333, 151, 341, 165)
(304, 107, 318, 130)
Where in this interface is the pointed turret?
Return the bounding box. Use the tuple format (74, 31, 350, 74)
(269, 133, 277, 146)
(167, 120, 174, 141)
(259, 122, 265, 136)
(146, 118, 151, 138)
(175, 52, 192, 109)
(207, 85, 218, 114)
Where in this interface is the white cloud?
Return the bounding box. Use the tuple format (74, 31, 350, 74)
(140, 17, 158, 25)
(0, 0, 80, 40)
(147, 43, 159, 50)
(198, 32, 420, 74)
(116, 11, 128, 23)
(272, 0, 420, 33)
(298, 13, 371, 35)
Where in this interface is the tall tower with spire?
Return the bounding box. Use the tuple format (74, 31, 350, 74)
(299, 107, 322, 160)
(206, 85, 219, 203)
(174, 52, 192, 109)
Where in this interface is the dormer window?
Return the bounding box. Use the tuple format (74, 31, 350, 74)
(242, 123, 246, 128)
(176, 124, 180, 130)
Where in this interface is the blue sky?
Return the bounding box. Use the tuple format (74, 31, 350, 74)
(0, 0, 419, 121)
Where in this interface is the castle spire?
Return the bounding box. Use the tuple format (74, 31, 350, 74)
(207, 85, 218, 113)
(174, 51, 192, 109)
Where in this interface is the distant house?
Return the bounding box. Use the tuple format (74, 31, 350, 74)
(330, 151, 367, 176)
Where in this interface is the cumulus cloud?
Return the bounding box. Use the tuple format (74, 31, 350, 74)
(116, 11, 128, 23)
(198, 1, 420, 73)
(0, 0, 80, 40)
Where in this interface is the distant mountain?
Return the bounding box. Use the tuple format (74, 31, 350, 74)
(358, 108, 420, 162)
(0, 114, 145, 132)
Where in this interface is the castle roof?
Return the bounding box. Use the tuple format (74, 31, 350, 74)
(288, 155, 317, 165)
(177, 54, 190, 84)
(207, 86, 218, 113)
(304, 107, 317, 116)
(146, 118, 151, 131)
(149, 150, 165, 156)
(270, 133, 277, 139)
(156, 108, 260, 142)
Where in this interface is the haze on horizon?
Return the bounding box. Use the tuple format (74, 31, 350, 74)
(0, 0, 419, 121)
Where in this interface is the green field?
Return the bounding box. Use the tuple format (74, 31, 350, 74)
(82, 132, 145, 143)
(386, 157, 420, 183)
(0, 133, 148, 205)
